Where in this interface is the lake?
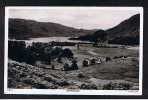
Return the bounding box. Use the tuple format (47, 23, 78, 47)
(9, 37, 91, 47)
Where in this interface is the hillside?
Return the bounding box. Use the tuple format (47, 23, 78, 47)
(9, 14, 140, 45)
(9, 18, 95, 39)
(107, 14, 140, 45)
(73, 14, 140, 45)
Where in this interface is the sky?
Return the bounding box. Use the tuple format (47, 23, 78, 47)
(8, 7, 140, 30)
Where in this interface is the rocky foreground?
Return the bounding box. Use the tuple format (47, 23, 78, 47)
(8, 58, 139, 90)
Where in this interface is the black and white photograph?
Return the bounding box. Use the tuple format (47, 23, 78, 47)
(4, 7, 143, 95)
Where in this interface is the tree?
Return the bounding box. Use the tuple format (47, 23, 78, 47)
(50, 47, 63, 58)
(8, 41, 27, 62)
(62, 48, 73, 58)
(71, 59, 78, 70)
(63, 63, 70, 71)
(82, 59, 89, 67)
(90, 58, 96, 65)
(57, 57, 62, 63)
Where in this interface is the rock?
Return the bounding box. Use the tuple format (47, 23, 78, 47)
(130, 85, 139, 90)
(77, 73, 85, 78)
(33, 81, 52, 89)
(102, 82, 132, 90)
(80, 83, 98, 90)
(67, 85, 79, 89)
(54, 79, 69, 86)
(8, 59, 70, 89)
(44, 74, 69, 86)
(8, 78, 17, 88)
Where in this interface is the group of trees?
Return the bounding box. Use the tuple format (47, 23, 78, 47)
(9, 41, 27, 62)
(9, 41, 74, 65)
(108, 36, 139, 45)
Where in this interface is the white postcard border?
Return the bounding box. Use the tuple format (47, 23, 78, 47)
(4, 7, 143, 95)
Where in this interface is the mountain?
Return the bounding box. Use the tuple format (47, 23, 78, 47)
(9, 18, 95, 39)
(70, 29, 107, 43)
(9, 14, 140, 45)
(74, 14, 140, 45)
(107, 14, 140, 45)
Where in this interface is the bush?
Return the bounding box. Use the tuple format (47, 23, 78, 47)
(61, 48, 73, 58)
(57, 57, 62, 63)
(63, 63, 70, 71)
(71, 59, 78, 70)
(8, 40, 27, 62)
(9, 41, 52, 65)
(90, 58, 96, 65)
(105, 57, 111, 62)
(77, 73, 85, 78)
(82, 59, 89, 67)
(9, 41, 74, 65)
(50, 47, 63, 58)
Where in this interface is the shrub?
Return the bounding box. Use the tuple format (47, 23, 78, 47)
(90, 58, 96, 65)
(63, 63, 70, 71)
(77, 73, 85, 78)
(61, 48, 73, 58)
(9, 41, 74, 65)
(71, 59, 78, 70)
(82, 59, 89, 67)
(8, 40, 27, 62)
(57, 57, 62, 63)
(50, 47, 63, 58)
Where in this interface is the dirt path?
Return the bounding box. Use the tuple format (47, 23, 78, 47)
(87, 50, 98, 56)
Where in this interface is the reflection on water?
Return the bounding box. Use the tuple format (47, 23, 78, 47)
(9, 37, 91, 47)
(29, 37, 89, 43)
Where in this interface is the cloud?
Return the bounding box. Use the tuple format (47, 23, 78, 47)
(8, 7, 140, 30)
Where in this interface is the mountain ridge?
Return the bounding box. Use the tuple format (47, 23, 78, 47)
(74, 14, 140, 45)
(9, 18, 96, 39)
(9, 14, 140, 45)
